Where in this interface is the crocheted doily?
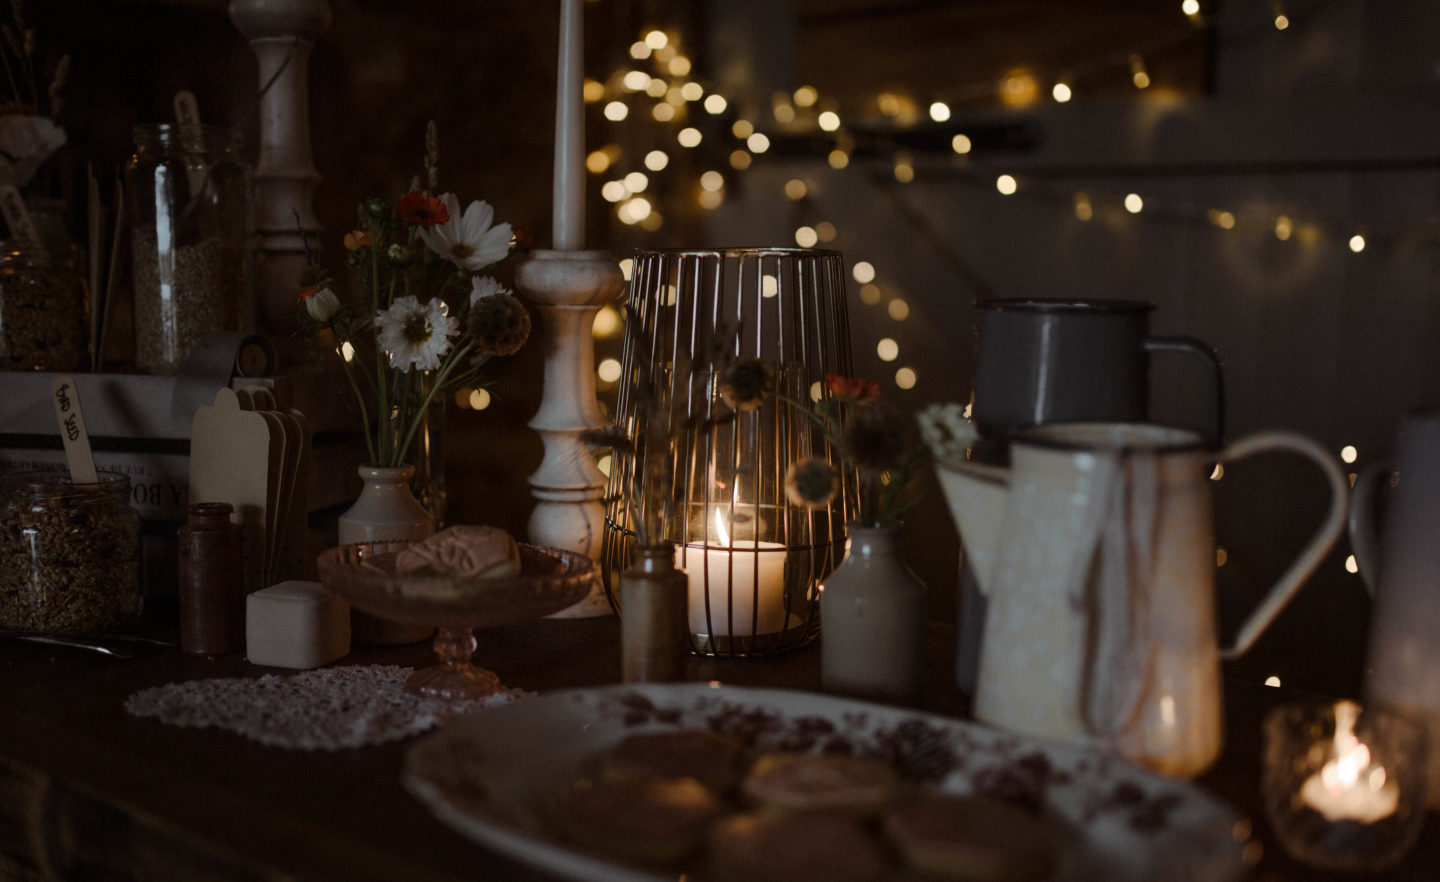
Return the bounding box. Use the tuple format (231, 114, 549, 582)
(125, 665, 531, 750)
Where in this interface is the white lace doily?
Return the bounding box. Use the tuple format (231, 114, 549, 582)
(125, 665, 532, 750)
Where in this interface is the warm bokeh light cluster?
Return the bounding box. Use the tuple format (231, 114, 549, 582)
(586, 4, 1383, 405)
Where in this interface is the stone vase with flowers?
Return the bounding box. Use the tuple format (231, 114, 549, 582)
(297, 125, 531, 640)
(726, 368, 931, 700)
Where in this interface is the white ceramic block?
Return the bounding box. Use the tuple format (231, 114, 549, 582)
(245, 580, 350, 669)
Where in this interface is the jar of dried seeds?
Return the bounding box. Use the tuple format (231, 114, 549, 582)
(0, 471, 143, 633)
(0, 241, 89, 372)
(127, 123, 254, 374)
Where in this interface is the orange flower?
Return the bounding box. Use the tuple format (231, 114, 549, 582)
(398, 189, 449, 226)
(343, 230, 372, 250)
(826, 374, 881, 403)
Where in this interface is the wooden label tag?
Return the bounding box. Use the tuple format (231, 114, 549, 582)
(51, 375, 99, 484)
(173, 89, 201, 128)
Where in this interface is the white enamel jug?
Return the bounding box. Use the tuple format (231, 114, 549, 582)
(936, 423, 1347, 778)
(1348, 409, 1440, 806)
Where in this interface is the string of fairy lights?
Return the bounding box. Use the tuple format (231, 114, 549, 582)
(570, 0, 1424, 391)
(451, 0, 1386, 599)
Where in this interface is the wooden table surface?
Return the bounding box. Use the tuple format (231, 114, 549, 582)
(1, 614, 1436, 881)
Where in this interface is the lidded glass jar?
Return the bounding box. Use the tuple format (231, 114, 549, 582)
(0, 471, 143, 633)
(127, 123, 254, 374)
(0, 241, 88, 371)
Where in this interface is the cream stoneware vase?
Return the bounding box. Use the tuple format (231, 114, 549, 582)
(337, 464, 435, 644)
(820, 524, 928, 702)
(936, 423, 1347, 779)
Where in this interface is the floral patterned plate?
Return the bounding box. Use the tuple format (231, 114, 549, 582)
(403, 683, 1252, 882)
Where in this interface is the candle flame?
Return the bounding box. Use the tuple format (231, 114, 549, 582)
(1322, 701, 1383, 793)
(714, 508, 731, 546)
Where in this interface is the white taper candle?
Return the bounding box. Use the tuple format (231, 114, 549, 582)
(553, 0, 584, 250)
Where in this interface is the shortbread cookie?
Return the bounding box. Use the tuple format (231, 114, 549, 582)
(395, 525, 520, 579)
(708, 808, 889, 882)
(602, 729, 745, 793)
(883, 793, 1063, 880)
(555, 776, 723, 866)
(740, 752, 899, 815)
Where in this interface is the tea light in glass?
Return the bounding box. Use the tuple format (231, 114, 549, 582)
(1263, 699, 1427, 872)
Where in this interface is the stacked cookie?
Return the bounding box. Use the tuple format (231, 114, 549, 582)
(552, 729, 1071, 881)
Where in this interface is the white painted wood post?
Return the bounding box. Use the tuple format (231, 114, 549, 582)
(517, 252, 623, 617)
(228, 0, 331, 343)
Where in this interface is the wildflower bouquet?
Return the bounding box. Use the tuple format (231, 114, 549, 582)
(0, 1, 69, 194)
(298, 135, 530, 469)
(718, 365, 928, 527)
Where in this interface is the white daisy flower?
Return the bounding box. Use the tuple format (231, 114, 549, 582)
(415, 193, 513, 272)
(468, 275, 512, 307)
(375, 295, 457, 372)
(916, 402, 977, 463)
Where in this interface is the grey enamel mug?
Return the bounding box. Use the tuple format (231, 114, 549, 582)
(970, 298, 1224, 445)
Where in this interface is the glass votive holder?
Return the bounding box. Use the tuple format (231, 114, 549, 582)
(1263, 699, 1428, 872)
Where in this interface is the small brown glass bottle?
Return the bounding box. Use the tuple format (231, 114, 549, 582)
(619, 544, 689, 682)
(177, 501, 244, 654)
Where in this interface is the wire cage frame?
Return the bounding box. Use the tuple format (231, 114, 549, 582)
(600, 248, 857, 657)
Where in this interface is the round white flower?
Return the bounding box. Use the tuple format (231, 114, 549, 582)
(916, 402, 976, 462)
(375, 295, 457, 372)
(415, 193, 513, 272)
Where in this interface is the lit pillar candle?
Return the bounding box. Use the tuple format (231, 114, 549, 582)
(1299, 702, 1400, 823)
(678, 510, 787, 636)
(552, 0, 584, 250)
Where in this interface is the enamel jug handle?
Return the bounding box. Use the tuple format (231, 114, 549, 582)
(1219, 431, 1349, 661)
(1346, 461, 1391, 597)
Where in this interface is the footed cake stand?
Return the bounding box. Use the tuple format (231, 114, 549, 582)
(317, 541, 595, 700)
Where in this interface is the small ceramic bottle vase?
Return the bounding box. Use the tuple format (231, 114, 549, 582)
(619, 544, 689, 682)
(820, 524, 928, 702)
(337, 464, 435, 644)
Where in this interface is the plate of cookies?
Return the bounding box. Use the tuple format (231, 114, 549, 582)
(403, 683, 1251, 882)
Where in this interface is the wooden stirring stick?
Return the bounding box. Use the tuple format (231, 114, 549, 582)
(51, 375, 99, 484)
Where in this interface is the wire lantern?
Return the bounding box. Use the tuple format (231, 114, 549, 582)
(600, 248, 857, 657)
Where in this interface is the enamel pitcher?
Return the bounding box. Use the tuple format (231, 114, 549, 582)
(936, 423, 1347, 779)
(955, 298, 1225, 698)
(1348, 410, 1440, 806)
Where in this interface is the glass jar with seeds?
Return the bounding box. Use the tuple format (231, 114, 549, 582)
(127, 123, 254, 374)
(0, 471, 143, 633)
(0, 241, 89, 372)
